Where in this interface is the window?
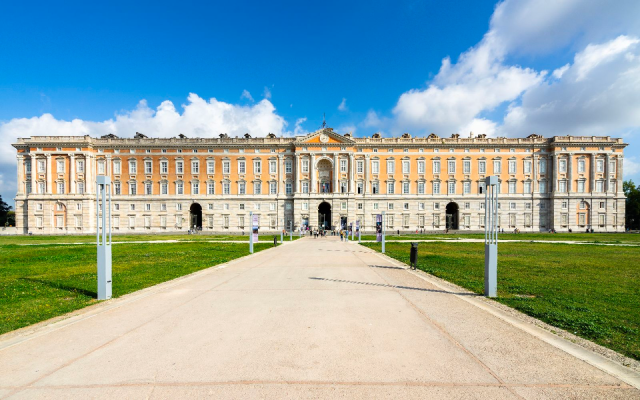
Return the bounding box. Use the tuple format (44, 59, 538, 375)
(114, 182, 121, 195)
(539, 180, 547, 193)
(609, 161, 616, 173)
(302, 202, 309, 210)
(145, 182, 152, 195)
(176, 161, 184, 174)
(285, 160, 292, 173)
(524, 160, 532, 174)
(77, 182, 85, 194)
(417, 160, 425, 174)
(302, 181, 309, 193)
(371, 160, 379, 174)
(254, 160, 262, 174)
(145, 203, 151, 211)
(161, 182, 168, 195)
(114, 203, 120, 211)
(57, 159, 65, 172)
(129, 160, 137, 174)
(192, 182, 199, 195)
(223, 182, 230, 194)
(403, 202, 409, 210)
(493, 160, 501, 173)
(508, 181, 516, 194)
(387, 160, 395, 173)
(577, 180, 585, 193)
(387, 182, 395, 194)
(402, 160, 409, 174)
(160, 161, 168, 174)
(270, 181, 277, 194)
(176, 182, 184, 195)
(37, 159, 45, 172)
(373, 148, 378, 153)
(448, 160, 456, 174)
(433, 181, 440, 194)
(463, 160, 470, 174)
(509, 160, 516, 174)
(524, 181, 532, 194)
(161, 203, 167, 211)
(176, 203, 183, 211)
(558, 180, 567, 193)
(479, 160, 486, 174)
(448, 181, 455, 194)
(539, 159, 547, 174)
(464, 202, 470, 209)
(341, 202, 347, 210)
(578, 160, 585, 173)
(599, 201, 605, 209)
(302, 159, 309, 173)
(559, 159, 567, 173)
(77, 160, 85, 173)
(341, 181, 347, 193)
(269, 160, 277, 174)
(239, 182, 246, 195)
(388, 203, 394, 210)
(433, 160, 441, 174)
(357, 182, 363, 194)
(562, 201, 568, 209)
(145, 160, 152, 174)
(596, 180, 604, 192)
(57, 182, 65, 194)
(402, 181, 410, 194)
(372, 182, 379, 194)
(223, 160, 230, 174)
(357, 202, 363, 210)
(419, 202, 425, 210)
(596, 159, 604, 173)
(130, 203, 136, 211)
(286, 182, 292, 194)
(418, 182, 425, 194)
(373, 203, 379, 210)
(207, 182, 215, 195)
(510, 202, 516, 210)
(270, 202, 276, 211)
(113, 160, 121, 174)
(357, 160, 364, 173)
(238, 160, 246, 174)
(463, 181, 471, 194)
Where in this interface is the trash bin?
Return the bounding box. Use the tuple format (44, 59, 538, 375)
(410, 242, 418, 270)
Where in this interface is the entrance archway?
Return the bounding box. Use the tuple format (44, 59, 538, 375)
(190, 203, 202, 229)
(318, 202, 331, 230)
(446, 202, 459, 230)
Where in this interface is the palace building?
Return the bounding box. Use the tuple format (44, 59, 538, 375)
(12, 128, 627, 234)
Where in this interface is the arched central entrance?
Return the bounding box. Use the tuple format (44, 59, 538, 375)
(190, 203, 202, 229)
(318, 202, 332, 230)
(446, 202, 459, 230)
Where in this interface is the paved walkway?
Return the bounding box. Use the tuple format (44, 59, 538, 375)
(1, 237, 638, 399)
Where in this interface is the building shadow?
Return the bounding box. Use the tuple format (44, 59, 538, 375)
(308, 277, 479, 296)
(368, 264, 406, 270)
(19, 277, 98, 298)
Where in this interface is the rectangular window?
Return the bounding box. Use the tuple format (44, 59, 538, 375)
(192, 182, 199, 195)
(286, 182, 292, 194)
(129, 160, 137, 174)
(559, 159, 567, 173)
(176, 182, 184, 195)
(418, 182, 425, 194)
(387, 160, 395, 174)
(558, 180, 566, 193)
(270, 181, 277, 194)
(387, 182, 395, 194)
(114, 182, 121, 195)
(402, 160, 409, 174)
(302, 159, 309, 173)
(239, 182, 246, 195)
(302, 181, 309, 193)
(493, 160, 501, 173)
(145, 182, 152, 195)
(161, 182, 168, 195)
(479, 160, 486, 174)
(596, 159, 604, 173)
(357, 160, 364, 173)
(508, 160, 516, 174)
(176, 203, 182, 211)
(113, 160, 121, 174)
(357, 202, 363, 210)
(205, 160, 214, 174)
(77, 160, 85, 173)
(77, 182, 85, 194)
(539, 159, 547, 174)
(448, 160, 456, 174)
(57, 182, 65, 194)
(448, 181, 455, 194)
(239, 160, 246, 174)
(463, 181, 471, 194)
(145, 160, 152, 174)
(372, 160, 379, 174)
(578, 160, 585, 173)
(596, 180, 604, 192)
(357, 182, 363, 194)
(373, 203, 379, 210)
(57, 159, 65, 172)
(285, 160, 292, 173)
(433, 160, 440, 174)
(463, 160, 470, 174)
(524, 181, 532, 194)
(207, 182, 215, 195)
(372, 182, 379, 194)
(524, 160, 532, 174)
(417, 160, 425, 174)
(160, 161, 168, 174)
(254, 182, 261, 194)
(269, 160, 277, 174)
(609, 161, 616, 173)
(176, 161, 184, 174)
(539, 181, 547, 193)
(25, 160, 31, 173)
(340, 181, 347, 193)
(402, 181, 410, 194)
(433, 181, 440, 194)
(145, 203, 151, 211)
(388, 203, 394, 210)
(254, 160, 261, 174)
(223, 182, 230, 194)
(577, 180, 585, 193)
(223, 161, 230, 174)
(509, 181, 516, 194)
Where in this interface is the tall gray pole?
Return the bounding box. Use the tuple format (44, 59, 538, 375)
(484, 176, 498, 297)
(289, 220, 292, 241)
(280, 218, 284, 244)
(249, 211, 254, 254)
(96, 176, 112, 300)
(382, 210, 386, 253)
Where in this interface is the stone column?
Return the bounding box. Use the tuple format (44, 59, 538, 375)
(365, 155, 370, 194)
(70, 154, 76, 194)
(278, 155, 284, 195)
(46, 154, 52, 194)
(532, 154, 538, 193)
(605, 153, 611, 192)
(567, 153, 573, 193)
(333, 153, 339, 194)
(617, 157, 623, 193)
(349, 153, 355, 193)
(551, 154, 557, 193)
(310, 153, 316, 193)
(86, 154, 93, 195)
(590, 153, 596, 193)
(294, 153, 300, 193)
(31, 154, 37, 195)
(16, 154, 24, 195)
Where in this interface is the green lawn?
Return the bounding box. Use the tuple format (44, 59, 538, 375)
(360, 232, 640, 244)
(0, 241, 273, 335)
(0, 233, 302, 245)
(362, 241, 640, 361)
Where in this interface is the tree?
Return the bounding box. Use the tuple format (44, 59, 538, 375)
(0, 195, 11, 226)
(624, 180, 640, 230)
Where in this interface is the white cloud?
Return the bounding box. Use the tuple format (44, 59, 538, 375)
(293, 117, 307, 135)
(552, 64, 570, 79)
(459, 118, 498, 138)
(241, 90, 254, 102)
(263, 86, 272, 99)
(574, 35, 639, 81)
(625, 156, 640, 177)
(338, 98, 348, 112)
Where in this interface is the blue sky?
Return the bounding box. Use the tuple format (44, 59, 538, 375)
(2, 0, 640, 206)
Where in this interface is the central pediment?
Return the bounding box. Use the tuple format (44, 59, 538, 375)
(295, 128, 355, 145)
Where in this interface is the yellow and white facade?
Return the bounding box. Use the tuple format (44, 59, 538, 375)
(12, 128, 627, 234)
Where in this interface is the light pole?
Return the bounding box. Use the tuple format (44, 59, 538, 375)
(484, 176, 498, 298)
(382, 210, 386, 254)
(249, 211, 253, 254)
(96, 176, 112, 300)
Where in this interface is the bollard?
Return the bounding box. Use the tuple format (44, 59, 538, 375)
(410, 242, 418, 270)
(273, 235, 277, 247)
